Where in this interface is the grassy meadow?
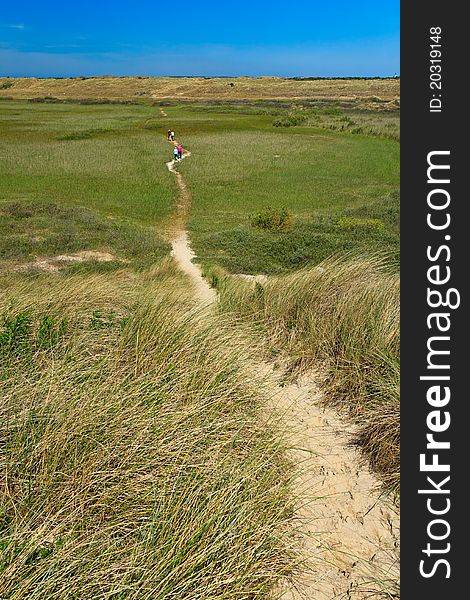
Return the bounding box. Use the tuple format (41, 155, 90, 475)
(0, 98, 298, 597)
(0, 98, 399, 277)
(164, 102, 399, 275)
(1, 84, 400, 596)
(154, 100, 400, 490)
(1, 101, 175, 234)
(0, 100, 182, 273)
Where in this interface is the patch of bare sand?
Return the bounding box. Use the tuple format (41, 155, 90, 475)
(14, 250, 121, 273)
(235, 273, 269, 284)
(171, 232, 216, 305)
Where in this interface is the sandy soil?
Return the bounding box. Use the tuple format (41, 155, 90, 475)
(271, 370, 399, 599)
(12, 250, 120, 273)
(165, 138, 400, 599)
(170, 231, 216, 305)
(235, 273, 269, 284)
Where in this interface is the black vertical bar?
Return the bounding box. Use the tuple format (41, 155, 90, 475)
(401, 3, 466, 598)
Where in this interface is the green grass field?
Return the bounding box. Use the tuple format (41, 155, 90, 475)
(0, 100, 399, 275)
(166, 104, 400, 274)
(0, 101, 177, 224)
(0, 101, 177, 272)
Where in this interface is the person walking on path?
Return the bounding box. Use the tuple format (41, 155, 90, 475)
(170, 131, 175, 142)
(167, 129, 171, 141)
(173, 147, 179, 161)
(177, 144, 183, 159)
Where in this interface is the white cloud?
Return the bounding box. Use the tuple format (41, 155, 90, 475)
(8, 24, 26, 30)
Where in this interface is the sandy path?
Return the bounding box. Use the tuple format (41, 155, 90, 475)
(271, 371, 399, 599)
(165, 141, 399, 599)
(166, 150, 216, 305)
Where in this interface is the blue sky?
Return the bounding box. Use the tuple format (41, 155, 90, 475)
(1, 1, 400, 77)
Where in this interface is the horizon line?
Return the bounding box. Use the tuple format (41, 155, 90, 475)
(1, 74, 401, 80)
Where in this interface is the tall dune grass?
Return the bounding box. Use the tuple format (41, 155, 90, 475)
(0, 265, 295, 598)
(219, 254, 400, 492)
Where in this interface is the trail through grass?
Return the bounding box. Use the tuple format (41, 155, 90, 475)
(165, 134, 400, 599)
(219, 254, 400, 491)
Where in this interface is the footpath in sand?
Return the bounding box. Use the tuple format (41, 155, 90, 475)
(165, 142, 216, 305)
(165, 134, 399, 599)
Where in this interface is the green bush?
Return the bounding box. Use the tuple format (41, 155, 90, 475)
(250, 207, 293, 231)
(272, 114, 307, 128)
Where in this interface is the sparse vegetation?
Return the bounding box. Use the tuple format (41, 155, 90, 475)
(0, 76, 399, 103)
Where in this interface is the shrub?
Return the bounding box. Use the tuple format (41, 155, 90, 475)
(272, 114, 307, 128)
(319, 107, 343, 116)
(250, 207, 293, 231)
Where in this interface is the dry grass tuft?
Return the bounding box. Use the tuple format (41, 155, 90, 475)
(0, 265, 296, 598)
